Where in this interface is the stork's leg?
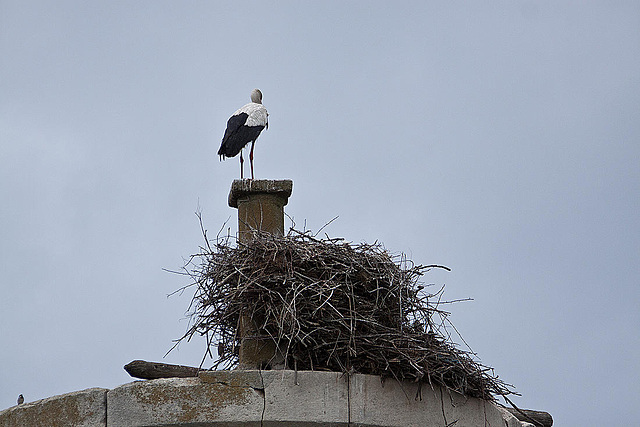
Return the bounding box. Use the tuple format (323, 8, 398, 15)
(249, 140, 256, 180)
(239, 150, 244, 179)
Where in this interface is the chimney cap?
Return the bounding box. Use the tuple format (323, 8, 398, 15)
(228, 179, 293, 208)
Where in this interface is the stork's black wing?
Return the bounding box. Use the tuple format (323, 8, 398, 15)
(218, 111, 266, 159)
(218, 113, 249, 158)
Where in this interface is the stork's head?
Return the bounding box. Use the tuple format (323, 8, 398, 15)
(250, 89, 263, 104)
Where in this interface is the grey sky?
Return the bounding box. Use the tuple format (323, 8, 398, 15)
(1, 1, 639, 425)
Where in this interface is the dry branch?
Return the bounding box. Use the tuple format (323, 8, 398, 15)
(124, 360, 201, 379)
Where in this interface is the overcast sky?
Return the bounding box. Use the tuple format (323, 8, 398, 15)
(1, 1, 639, 425)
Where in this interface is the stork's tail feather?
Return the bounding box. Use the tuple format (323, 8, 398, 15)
(217, 145, 228, 160)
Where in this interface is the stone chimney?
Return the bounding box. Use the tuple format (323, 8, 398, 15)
(228, 179, 293, 369)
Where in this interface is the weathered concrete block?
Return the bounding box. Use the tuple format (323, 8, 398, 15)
(348, 374, 522, 427)
(261, 370, 350, 425)
(106, 377, 264, 426)
(0, 387, 107, 427)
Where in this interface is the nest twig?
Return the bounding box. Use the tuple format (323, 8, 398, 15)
(171, 222, 515, 401)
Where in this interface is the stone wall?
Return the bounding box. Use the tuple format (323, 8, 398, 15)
(1, 370, 526, 426)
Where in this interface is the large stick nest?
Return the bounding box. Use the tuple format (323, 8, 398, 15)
(174, 226, 515, 401)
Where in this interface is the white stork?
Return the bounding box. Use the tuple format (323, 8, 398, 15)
(217, 89, 269, 179)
